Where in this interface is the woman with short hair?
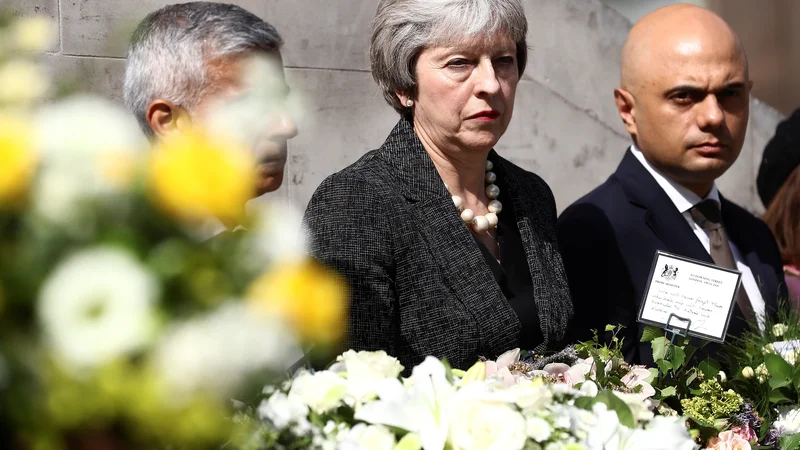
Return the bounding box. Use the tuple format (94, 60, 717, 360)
(304, 0, 573, 369)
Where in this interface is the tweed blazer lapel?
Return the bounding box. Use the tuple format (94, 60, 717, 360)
(378, 118, 521, 357)
(494, 156, 571, 350)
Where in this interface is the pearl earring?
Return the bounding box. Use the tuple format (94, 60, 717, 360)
(406, 99, 414, 107)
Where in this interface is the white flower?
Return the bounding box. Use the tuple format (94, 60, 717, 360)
(509, 378, 553, 410)
(331, 350, 404, 404)
(11, 16, 56, 52)
(449, 399, 527, 450)
(526, 416, 552, 442)
(620, 415, 696, 450)
(741, 366, 755, 379)
(257, 391, 310, 431)
(243, 198, 308, 267)
(612, 392, 654, 423)
(773, 323, 789, 337)
(340, 424, 397, 450)
(763, 343, 776, 354)
(154, 302, 301, 399)
(775, 406, 800, 435)
(355, 356, 455, 450)
(38, 247, 158, 370)
(33, 95, 148, 227)
(0, 59, 48, 104)
(288, 370, 348, 415)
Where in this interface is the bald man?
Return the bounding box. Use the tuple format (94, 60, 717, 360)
(557, 4, 786, 366)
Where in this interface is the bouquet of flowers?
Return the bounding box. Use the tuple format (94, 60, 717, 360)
(0, 14, 344, 450)
(722, 306, 800, 449)
(240, 348, 695, 450)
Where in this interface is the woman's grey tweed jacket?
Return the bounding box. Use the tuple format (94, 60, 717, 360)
(304, 117, 573, 370)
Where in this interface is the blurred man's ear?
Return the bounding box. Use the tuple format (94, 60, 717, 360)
(146, 99, 193, 138)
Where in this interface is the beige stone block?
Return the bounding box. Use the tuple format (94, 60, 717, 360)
(61, 0, 271, 57)
(41, 54, 126, 103)
(282, 67, 400, 208)
(499, 79, 631, 212)
(1, 0, 59, 52)
(523, 0, 629, 137)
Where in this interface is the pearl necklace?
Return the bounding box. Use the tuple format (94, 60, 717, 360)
(448, 160, 503, 233)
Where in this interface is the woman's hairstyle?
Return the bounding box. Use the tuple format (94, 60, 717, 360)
(370, 0, 528, 115)
(763, 164, 800, 266)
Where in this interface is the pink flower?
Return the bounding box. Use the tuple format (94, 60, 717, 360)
(620, 366, 656, 400)
(731, 425, 758, 444)
(485, 348, 520, 387)
(704, 430, 752, 450)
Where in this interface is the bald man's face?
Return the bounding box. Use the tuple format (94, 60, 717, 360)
(616, 30, 751, 194)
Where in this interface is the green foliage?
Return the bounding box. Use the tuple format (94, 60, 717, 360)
(679, 379, 744, 427)
(575, 390, 635, 428)
(781, 433, 800, 450)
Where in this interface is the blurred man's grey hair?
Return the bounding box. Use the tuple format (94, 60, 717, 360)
(123, 2, 283, 137)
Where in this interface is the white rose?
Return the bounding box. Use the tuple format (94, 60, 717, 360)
(340, 424, 397, 450)
(38, 247, 158, 370)
(509, 378, 553, 410)
(449, 400, 527, 450)
(289, 370, 347, 414)
(526, 416, 552, 442)
(742, 366, 755, 379)
(334, 350, 404, 403)
(257, 391, 309, 430)
(623, 415, 696, 450)
(773, 323, 789, 337)
(775, 406, 800, 435)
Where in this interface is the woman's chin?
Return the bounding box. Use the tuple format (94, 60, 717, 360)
(255, 173, 284, 196)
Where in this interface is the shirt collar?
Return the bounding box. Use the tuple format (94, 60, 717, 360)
(630, 144, 720, 213)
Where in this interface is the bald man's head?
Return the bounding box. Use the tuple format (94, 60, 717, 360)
(614, 3, 752, 197)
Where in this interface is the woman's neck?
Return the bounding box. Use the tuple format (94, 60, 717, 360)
(413, 121, 491, 206)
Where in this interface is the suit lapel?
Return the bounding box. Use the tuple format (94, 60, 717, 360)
(378, 118, 520, 357)
(615, 149, 713, 264)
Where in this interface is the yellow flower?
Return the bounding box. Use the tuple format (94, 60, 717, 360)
(12, 17, 56, 53)
(246, 259, 347, 345)
(0, 114, 36, 205)
(0, 59, 49, 105)
(149, 130, 254, 225)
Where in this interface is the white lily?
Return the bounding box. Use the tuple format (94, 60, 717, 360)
(355, 356, 455, 450)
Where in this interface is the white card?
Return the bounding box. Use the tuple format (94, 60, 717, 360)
(637, 251, 742, 342)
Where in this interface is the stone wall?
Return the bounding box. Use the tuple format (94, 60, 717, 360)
(12, 0, 784, 213)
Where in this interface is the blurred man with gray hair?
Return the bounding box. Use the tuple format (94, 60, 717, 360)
(123, 2, 298, 196)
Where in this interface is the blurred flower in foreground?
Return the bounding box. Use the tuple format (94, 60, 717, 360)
(0, 59, 48, 104)
(33, 95, 148, 227)
(247, 259, 347, 345)
(153, 302, 300, 400)
(0, 113, 36, 206)
(10, 16, 56, 53)
(243, 199, 308, 269)
(149, 130, 255, 226)
(38, 246, 159, 371)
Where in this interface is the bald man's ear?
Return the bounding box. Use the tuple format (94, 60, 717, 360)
(614, 88, 638, 136)
(146, 99, 193, 139)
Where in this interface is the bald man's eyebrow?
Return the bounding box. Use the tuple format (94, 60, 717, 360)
(663, 85, 705, 98)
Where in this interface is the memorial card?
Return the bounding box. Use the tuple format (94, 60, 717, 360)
(637, 250, 742, 342)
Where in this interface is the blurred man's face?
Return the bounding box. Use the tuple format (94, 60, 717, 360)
(195, 50, 299, 196)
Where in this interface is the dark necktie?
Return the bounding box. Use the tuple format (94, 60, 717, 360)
(689, 199, 757, 327)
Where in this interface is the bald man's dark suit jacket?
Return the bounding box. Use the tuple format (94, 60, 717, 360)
(557, 149, 786, 366)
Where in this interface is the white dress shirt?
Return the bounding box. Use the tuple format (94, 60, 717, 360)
(631, 145, 766, 329)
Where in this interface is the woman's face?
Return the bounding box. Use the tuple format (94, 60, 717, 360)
(409, 32, 519, 154)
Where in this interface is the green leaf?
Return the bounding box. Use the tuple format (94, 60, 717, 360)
(698, 359, 721, 379)
(605, 324, 617, 332)
(592, 390, 636, 428)
(794, 370, 800, 392)
(657, 359, 672, 376)
(660, 386, 677, 398)
(652, 337, 668, 361)
(765, 353, 793, 381)
(685, 371, 698, 387)
(770, 376, 792, 389)
(670, 345, 686, 371)
(781, 433, 800, 450)
(640, 325, 663, 343)
(769, 389, 792, 404)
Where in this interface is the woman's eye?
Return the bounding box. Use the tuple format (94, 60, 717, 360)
(447, 59, 470, 67)
(495, 56, 516, 65)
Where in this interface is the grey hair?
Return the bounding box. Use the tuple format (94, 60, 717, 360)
(123, 2, 283, 137)
(370, 0, 528, 115)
